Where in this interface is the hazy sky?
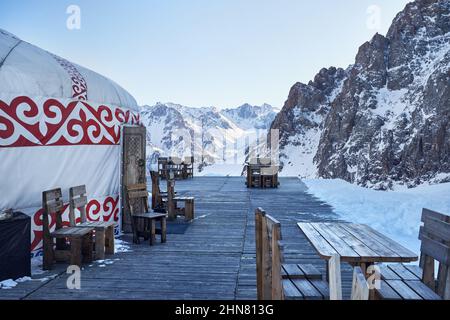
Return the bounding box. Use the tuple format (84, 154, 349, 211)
(0, 0, 410, 109)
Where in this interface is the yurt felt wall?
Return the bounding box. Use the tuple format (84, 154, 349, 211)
(0, 29, 141, 257)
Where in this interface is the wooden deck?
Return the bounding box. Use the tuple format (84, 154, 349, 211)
(0, 177, 354, 300)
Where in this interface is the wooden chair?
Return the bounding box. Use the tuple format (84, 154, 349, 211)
(247, 166, 261, 188)
(166, 174, 195, 221)
(126, 183, 167, 245)
(261, 166, 279, 188)
(375, 208, 447, 300)
(42, 188, 94, 270)
(255, 208, 329, 300)
(150, 171, 167, 212)
(68, 185, 116, 260)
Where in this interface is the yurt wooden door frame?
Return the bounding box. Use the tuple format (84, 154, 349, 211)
(121, 126, 147, 233)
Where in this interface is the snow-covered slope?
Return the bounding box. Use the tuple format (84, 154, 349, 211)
(305, 179, 450, 255)
(141, 102, 278, 175)
(273, 0, 450, 189)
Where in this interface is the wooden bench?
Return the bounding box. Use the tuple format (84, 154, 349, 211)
(255, 208, 329, 300)
(126, 183, 167, 245)
(42, 188, 94, 270)
(68, 185, 116, 260)
(375, 208, 449, 300)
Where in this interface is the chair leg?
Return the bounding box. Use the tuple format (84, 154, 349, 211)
(43, 235, 54, 270)
(186, 200, 194, 221)
(82, 233, 94, 263)
(105, 226, 115, 255)
(143, 219, 149, 241)
(95, 229, 106, 260)
(70, 238, 83, 267)
(132, 216, 140, 244)
(161, 217, 167, 243)
(149, 219, 156, 246)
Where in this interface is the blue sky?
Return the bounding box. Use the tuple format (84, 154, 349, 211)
(0, 0, 410, 109)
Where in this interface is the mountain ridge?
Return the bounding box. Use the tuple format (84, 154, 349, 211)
(271, 0, 450, 189)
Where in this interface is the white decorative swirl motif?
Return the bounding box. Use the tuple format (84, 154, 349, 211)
(0, 96, 141, 147)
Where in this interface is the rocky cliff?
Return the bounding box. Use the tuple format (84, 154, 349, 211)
(272, 0, 450, 189)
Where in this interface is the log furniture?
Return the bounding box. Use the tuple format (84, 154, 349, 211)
(297, 222, 418, 299)
(125, 183, 167, 245)
(42, 188, 94, 270)
(68, 185, 116, 260)
(255, 208, 329, 300)
(375, 208, 448, 300)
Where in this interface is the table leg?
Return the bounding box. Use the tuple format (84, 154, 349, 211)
(328, 254, 342, 300)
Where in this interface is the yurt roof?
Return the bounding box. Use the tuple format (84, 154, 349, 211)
(0, 29, 139, 112)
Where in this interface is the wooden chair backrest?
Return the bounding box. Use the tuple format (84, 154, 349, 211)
(126, 184, 149, 215)
(259, 157, 272, 165)
(158, 157, 168, 171)
(351, 266, 370, 300)
(261, 166, 278, 176)
(169, 156, 182, 165)
(150, 171, 161, 195)
(184, 156, 194, 165)
(255, 208, 283, 300)
(69, 185, 87, 226)
(419, 208, 450, 298)
(42, 188, 64, 236)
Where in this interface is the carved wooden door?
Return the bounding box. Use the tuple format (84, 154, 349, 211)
(121, 126, 147, 232)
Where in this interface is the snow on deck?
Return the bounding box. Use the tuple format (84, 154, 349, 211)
(0, 177, 356, 300)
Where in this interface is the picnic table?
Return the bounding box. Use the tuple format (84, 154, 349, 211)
(297, 222, 418, 299)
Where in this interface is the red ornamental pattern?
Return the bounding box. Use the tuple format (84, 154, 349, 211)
(30, 196, 119, 252)
(0, 96, 140, 148)
(51, 54, 88, 101)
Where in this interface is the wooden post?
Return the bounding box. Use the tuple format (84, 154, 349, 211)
(70, 238, 83, 267)
(271, 224, 283, 300)
(185, 199, 194, 221)
(167, 179, 176, 220)
(442, 266, 450, 300)
(82, 232, 94, 263)
(261, 214, 272, 300)
(328, 254, 342, 300)
(161, 217, 167, 243)
(105, 225, 115, 255)
(422, 255, 436, 290)
(255, 209, 263, 300)
(149, 219, 156, 246)
(95, 229, 106, 260)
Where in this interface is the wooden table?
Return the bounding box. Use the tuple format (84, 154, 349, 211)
(297, 222, 418, 299)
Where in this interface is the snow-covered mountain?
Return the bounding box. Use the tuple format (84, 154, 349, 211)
(141, 102, 278, 174)
(272, 0, 450, 189)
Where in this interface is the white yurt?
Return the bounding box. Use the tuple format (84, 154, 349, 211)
(0, 29, 141, 257)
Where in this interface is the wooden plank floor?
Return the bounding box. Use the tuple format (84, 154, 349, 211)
(0, 177, 353, 300)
